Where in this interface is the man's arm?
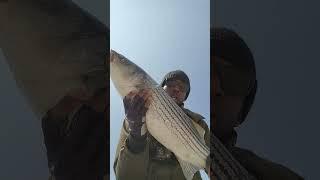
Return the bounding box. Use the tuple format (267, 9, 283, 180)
(113, 119, 150, 180)
(113, 90, 152, 179)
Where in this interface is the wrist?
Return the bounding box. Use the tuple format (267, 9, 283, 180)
(127, 117, 147, 137)
(126, 133, 147, 153)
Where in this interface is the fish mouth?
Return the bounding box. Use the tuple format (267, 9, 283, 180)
(110, 50, 116, 62)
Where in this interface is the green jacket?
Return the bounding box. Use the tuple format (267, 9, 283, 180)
(113, 108, 210, 180)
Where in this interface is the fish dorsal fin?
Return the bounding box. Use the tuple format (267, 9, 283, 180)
(177, 157, 201, 180)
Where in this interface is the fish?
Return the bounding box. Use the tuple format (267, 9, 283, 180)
(110, 50, 257, 180)
(0, 0, 109, 118)
(110, 50, 210, 180)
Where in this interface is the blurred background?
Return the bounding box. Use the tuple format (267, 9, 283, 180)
(213, 0, 320, 179)
(0, 0, 107, 179)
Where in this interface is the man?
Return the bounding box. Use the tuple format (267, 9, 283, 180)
(114, 70, 210, 180)
(211, 27, 303, 180)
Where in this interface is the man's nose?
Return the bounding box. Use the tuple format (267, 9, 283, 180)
(172, 87, 180, 94)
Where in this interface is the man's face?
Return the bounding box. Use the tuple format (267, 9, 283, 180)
(163, 79, 188, 105)
(213, 56, 247, 139)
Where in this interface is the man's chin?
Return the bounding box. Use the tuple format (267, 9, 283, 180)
(175, 100, 184, 106)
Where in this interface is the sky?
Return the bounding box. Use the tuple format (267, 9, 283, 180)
(0, 50, 49, 179)
(110, 0, 210, 179)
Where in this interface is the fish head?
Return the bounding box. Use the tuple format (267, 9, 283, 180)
(110, 50, 157, 97)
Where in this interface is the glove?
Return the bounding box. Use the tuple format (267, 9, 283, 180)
(123, 89, 152, 152)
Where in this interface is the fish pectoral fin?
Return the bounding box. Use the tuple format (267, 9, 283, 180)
(177, 157, 202, 180)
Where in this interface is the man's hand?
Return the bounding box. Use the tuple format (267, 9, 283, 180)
(123, 89, 152, 138)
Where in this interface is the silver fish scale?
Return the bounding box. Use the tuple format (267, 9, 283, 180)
(149, 87, 209, 164)
(149, 87, 256, 180)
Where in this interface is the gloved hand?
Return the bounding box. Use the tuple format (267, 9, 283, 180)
(123, 89, 152, 138)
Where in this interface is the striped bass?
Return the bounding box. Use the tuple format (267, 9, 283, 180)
(110, 50, 257, 180)
(110, 50, 209, 180)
